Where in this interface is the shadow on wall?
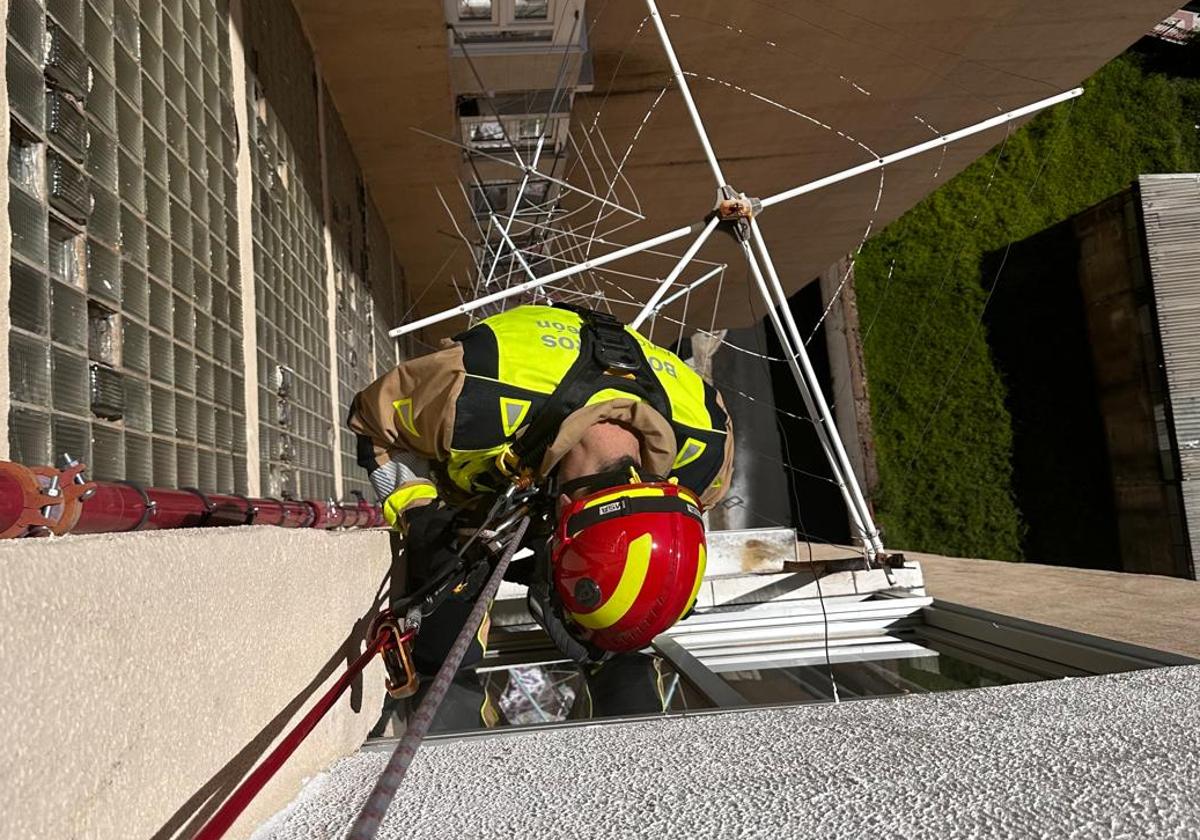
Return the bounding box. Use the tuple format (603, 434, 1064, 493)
(153, 534, 405, 840)
(980, 224, 1122, 570)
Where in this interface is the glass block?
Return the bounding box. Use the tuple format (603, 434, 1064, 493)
(171, 244, 193, 297)
(149, 330, 174, 384)
(114, 0, 140, 57)
(8, 0, 47, 60)
(87, 240, 122, 303)
(122, 375, 150, 430)
(121, 318, 149, 374)
(89, 189, 121, 248)
(10, 260, 49, 335)
(47, 151, 91, 223)
(46, 90, 89, 164)
(51, 414, 92, 466)
(48, 0, 86, 45)
(10, 406, 52, 465)
(10, 187, 48, 266)
(9, 333, 51, 404)
(197, 448, 216, 493)
(176, 444, 197, 487)
(147, 226, 171, 283)
(152, 437, 176, 485)
(120, 205, 147, 267)
(124, 431, 153, 486)
(150, 382, 175, 433)
(48, 219, 87, 286)
(91, 424, 125, 481)
(172, 295, 194, 344)
(117, 94, 144, 158)
(86, 70, 117, 133)
(51, 346, 90, 414)
(50, 281, 87, 349)
(85, 2, 115, 79)
(88, 131, 120, 192)
(115, 42, 142, 106)
(117, 148, 146, 211)
(175, 392, 195, 439)
(146, 176, 170, 235)
(173, 345, 195, 392)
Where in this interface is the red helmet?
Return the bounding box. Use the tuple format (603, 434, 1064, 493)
(552, 481, 707, 653)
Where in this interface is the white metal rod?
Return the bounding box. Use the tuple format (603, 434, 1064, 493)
(738, 238, 873, 551)
(490, 212, 538, 281)
(747, 218, 883, 555)
(483, 136, 546, 290)
(654, 263, 725, 313)
(410, 126, 644, 219)
(631, 215, 721, 329)
(762, 87, 1083, 209)
(645, 0, 728, 189)
(390, 222, 704, 337)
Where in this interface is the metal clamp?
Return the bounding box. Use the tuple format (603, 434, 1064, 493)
(372, 613, 420, 700)
(0, 459, 96, 538)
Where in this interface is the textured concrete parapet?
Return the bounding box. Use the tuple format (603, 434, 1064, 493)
(258, 665, 1200, 839)
(0, 526, 394, 840)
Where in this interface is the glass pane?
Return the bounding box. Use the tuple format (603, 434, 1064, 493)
(458, 0, 493, 20)
(472, 184, 510, 215)
(518, 180, 550, 211)
(514, 0, 549, 19)
(421, 654, 707, 735)
(467, 120, 512, 151)
(517, 117, 545, 139)
(717, 644, 1020, 704)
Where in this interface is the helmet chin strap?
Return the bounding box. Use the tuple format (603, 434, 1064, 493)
(555, 462, 662, 499)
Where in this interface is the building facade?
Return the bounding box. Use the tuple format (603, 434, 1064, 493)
(2, 0, 410, 501)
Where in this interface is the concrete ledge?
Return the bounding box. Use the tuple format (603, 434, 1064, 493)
(0, 526, 394, 840)
(257, 666, 1200, 839)
(915, 553, 1200, 659)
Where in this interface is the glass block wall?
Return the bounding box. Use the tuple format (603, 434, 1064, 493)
(243, 0, 333, 500)
(325, 96, 376, 501)
(6, 0, 247, 491)
(5, 0, 407, 499)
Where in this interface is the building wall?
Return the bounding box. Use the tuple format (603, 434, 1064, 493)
(1074, 187, 1192, 577)
(3, 0, 407, 500)
(0, 525, 393, 840)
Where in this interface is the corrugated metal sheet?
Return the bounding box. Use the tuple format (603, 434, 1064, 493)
(1139, 174, 1200, 580)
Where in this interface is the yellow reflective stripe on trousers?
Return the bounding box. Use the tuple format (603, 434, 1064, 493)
(381, 481, 438, 529)
(569, 532, 652, 630)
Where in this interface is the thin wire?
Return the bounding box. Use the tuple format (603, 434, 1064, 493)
(743, 271, 841, 702)
(900, 97, 1078, 479)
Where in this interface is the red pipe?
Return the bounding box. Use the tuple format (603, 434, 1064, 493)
(0, 471, 29, 535)
(0, 460, 384, 538)
(72, 483, 150, 534)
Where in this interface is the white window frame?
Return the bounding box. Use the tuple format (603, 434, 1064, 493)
(449, 0, 554, 32)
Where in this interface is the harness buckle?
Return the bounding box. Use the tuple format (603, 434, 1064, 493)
(585, 312, 641, 373)
(372, 614, 420, 700)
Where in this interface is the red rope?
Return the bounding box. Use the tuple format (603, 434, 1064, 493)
(192, 630, 394, 840)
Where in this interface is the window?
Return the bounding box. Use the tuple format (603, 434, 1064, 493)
(514, 0, 548, 19)
(458, 0, 493, 20)
(472, 183, 511, 216)
(518, 180, 550, 212)
(469, 120, 507, 147)
(517, 117, 545, 140)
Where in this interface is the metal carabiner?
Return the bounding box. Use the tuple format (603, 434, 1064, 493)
(371, 613, 420, 700)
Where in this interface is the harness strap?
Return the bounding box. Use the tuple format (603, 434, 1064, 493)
(509, 305, 670, 472)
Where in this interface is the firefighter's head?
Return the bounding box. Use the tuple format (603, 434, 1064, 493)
(546, 426, 707, 655)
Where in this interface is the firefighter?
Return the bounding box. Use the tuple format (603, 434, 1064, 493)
(348, 303, 734, 675)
